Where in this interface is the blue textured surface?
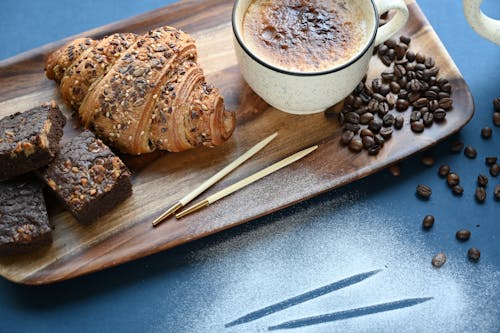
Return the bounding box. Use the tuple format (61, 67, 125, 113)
(0, 1, 499, 332)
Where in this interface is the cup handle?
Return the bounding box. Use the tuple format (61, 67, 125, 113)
(373, 0, 409, 46)
(463, 0, 500, 45)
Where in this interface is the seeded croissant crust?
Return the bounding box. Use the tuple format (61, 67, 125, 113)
(45, 27, 235, 155)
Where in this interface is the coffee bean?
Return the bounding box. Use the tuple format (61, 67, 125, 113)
(464, 146, 477, 159)
(429, 66, 440, 77)
(406, 50, 416, 62)
(416, 184, 432, 199)
(344, 122, 361, 134)
(493, 97, 500, 112)
(467, 247, 480, 262)
(452, 185, 464, 196)
(455, 229, 471, 242)
(408, 91, 421, 103)
(341, 130, 355, 145)
(411, 120, 425, 133)
(413, 97, 429, 109)
(345, 112, 360, 124)
(447, 173, 460, 187)
(415, 63, 426, 72)
(382, 113, 395, 127)
(438, 164, 450, 177)
(424, 56, 435, 68)
(368, 99, 379, 113)
(399, 35, 411, 45)
(380, 127, 393, 139)
(367, 144, 382, 155)
(477, 174, 488, 187)
(450, 140, 464, 153)
(421, 156, 435, 166)
(438, 91, 450, 99)
(372, 78, 383, 92)
(384, 38, 397, 49)
(360, 112, 374, 124)
(410, 110, 422, 122)
(494, 185, 500, 200)
(408, 79, 422, 92)
(381, 70, 395, 82)
(415, 52, 425, 63)
(438, 97, 453, 110)
(398, 89, 409, 100)
(480, 126, 494, 139)
(380, 84, 391, 96)
(389, 164, 400, 176)
(422, 215, 435, 229)
(396, 99, 409, 111)
(485, 156, 498, 165)
(378, 44, 389, 56)
(348, 138, 363, 152)
(475, 187, 487, 202)
(386, 93, 398, 108)
(394, 115, 404, 129)
(395, 43, 408, 60)
(424, 90, 438, 100)
(433, 109, 447, 122)
(360, 128, 374, 137)
(394, 64, 406, 77)
(373, 93, 386, 102)
(362, 135, 375, 149)
(493, 113, 500, 126)
(432, 253, 446, 268)
(378, 102, 390, 116)
(374, 134, 385, 146)
(423, 112, 434, 126)
(360, 91, 371, 104)
(381, 55, 393, 66)
(390, 81, 401, 94)
(428, 100, 439, 111)
(490, 164, 500, 177)
(368, 119, 382, 133)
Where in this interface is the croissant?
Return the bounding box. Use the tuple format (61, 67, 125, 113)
(45, 27, 235, 155)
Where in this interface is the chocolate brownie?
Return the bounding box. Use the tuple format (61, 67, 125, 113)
(0, 177, 52, 255)
(0, 101, 66, 181)
(38, 130, 132, 224)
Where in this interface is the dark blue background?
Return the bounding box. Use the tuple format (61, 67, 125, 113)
(0, 1, 499, 332)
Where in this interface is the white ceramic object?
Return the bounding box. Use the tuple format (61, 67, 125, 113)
(463, 0, 500, 45)
(232, 0, 409, 115)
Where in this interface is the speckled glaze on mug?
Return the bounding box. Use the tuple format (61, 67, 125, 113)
(232, 0, 409, 115)
(463, 0, 500, 45)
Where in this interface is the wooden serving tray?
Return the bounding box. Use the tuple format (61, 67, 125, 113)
(0, 0, 473, 284)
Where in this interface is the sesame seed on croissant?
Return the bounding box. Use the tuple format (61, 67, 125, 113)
(45, 26, 235, 155)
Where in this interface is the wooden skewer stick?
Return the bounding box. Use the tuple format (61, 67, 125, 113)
(151, 132, 278, 227)
(176, 145, 318, 219)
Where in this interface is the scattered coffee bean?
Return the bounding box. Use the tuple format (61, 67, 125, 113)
(382, 113, 395, 127)
(456, 229, 471, 241)
(422, 112, 434, 126)
(389, 164, 401, 176)
(493, 113, 500, 126)
(368, 119, 383, 133)
(396, 99, 409, 111)
(422, 215, 435, 229)
(432, 253, 447, 268)
(360, 112, 374, 124)
(467, 247, 480, 262)
(450, 140, 464, 153)
(494, 185, 500, 200)
(477, 174, 488, 187)
(367, 144, 382, 155)
(380, 127, 393, 139)
(348, 138, 363, 153)
(494, 97, 500, 112)
(490, 164, 500, 177)
(362, 135, 376, 149)
(421, 155, 435, 166)
(481, 126, 492, 139)
(410, 110, 422, 122)
(485, 156, 498, 165)
(447, 173, 460, 187)
(341, 130, 355, 145)
(374, 134, 385, 146)
(411, 120, 425, 133)
(452, 185, 464, 196)
(360, 128, 374, 137)
(438, 164, 450, 177)
(433, 109, 447, 122)
(400, 35, 411, 45)
(475, 187, 486, 202)
(416, 184, 432, 199)
(464, 146, 477, 159)
(394, 115, 404, 129)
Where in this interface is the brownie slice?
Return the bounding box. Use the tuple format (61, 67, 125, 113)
(0, 101, 66, 181)
(0, 177, 52, 255)
(38, 130, 132, 224)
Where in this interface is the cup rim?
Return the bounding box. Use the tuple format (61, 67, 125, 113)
(232, 0, 379, 77)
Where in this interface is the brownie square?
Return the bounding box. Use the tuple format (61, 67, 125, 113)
(38, 130, 132, 224)
(0, 177, 52, 255)
(0, 101, 66, 181)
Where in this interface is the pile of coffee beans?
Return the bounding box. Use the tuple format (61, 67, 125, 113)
(334, 35, 453, 155)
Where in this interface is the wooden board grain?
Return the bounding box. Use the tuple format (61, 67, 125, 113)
(0, 0, 473, 284)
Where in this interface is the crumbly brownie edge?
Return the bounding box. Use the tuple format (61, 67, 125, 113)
(72, 174, 132, 224)
(46, 103, 67, 158)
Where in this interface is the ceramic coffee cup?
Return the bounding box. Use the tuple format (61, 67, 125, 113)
(463, 0, 500, 45)
(232, 0, 409, 115)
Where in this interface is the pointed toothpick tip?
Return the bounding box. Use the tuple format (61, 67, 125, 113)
(152, 202, 183, 227)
